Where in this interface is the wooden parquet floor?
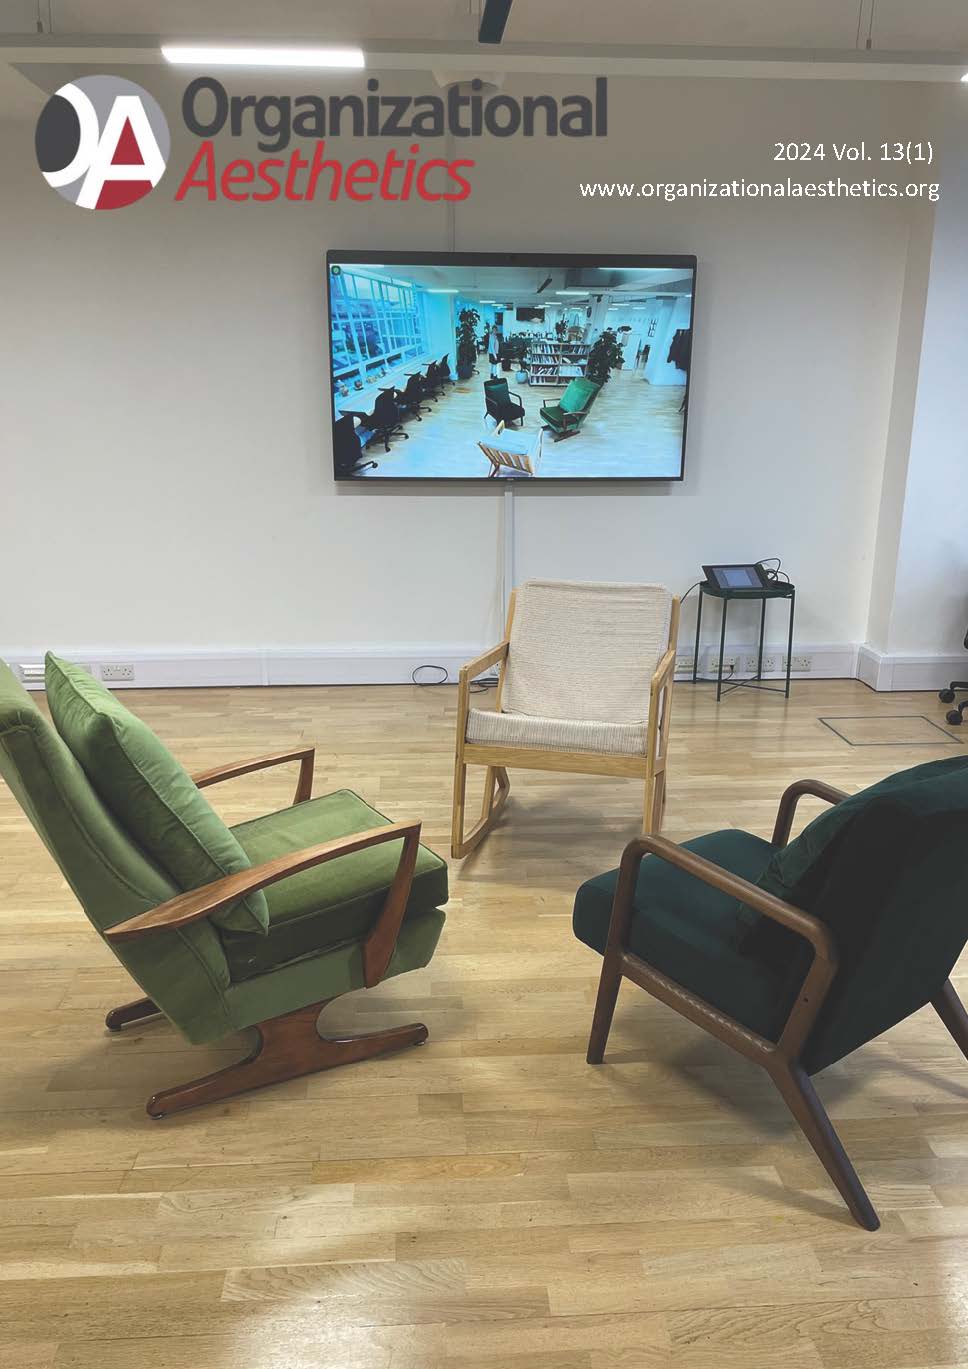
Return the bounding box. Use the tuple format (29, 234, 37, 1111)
(1, 678, 967, 1368)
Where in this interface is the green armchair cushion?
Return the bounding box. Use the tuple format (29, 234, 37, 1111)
(559, 377, 599, 413)
(573, 828, 795, 1043)
(484, 378, 510, 404)
(745, 756, 968, 964)
(222, 788, 449, 981)
(44, 654, 269, 935)
(762, 757, 968, 900)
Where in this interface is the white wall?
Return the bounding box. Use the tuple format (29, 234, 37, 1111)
(0, 70, 939, 677)
(882, 92, 968, 657)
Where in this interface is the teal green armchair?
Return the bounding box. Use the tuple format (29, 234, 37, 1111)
(539, 377, 600, 440)
(0, 658, 447, 1118)
(574, 758, 968, 1229)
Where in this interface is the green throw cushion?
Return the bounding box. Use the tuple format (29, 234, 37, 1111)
(758, 757, 968, 907)
(742, 756, 968, 968)
(559, 383, 589, 414)
(763, 757, 968, 899)
(223, 789, 448, 981)
(555, 380, 594, 410)
(44, 654, 269, 935)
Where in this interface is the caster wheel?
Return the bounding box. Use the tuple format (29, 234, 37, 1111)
(946, 710, 963, 726)
(939, 689, 956, 703)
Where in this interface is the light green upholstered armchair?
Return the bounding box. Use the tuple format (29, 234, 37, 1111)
(539, 377, 600, 440)
(0, 656, 447, 1118)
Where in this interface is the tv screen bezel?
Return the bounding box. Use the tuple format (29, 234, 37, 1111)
(326, 249, 697, 485)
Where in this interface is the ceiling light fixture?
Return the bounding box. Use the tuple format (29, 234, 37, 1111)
(556, 290, 589, 296)
(428, 288, 459, 294)
(161, 45, 365, 68)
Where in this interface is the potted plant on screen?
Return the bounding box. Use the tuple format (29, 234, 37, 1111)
(456, 306, 481, 380)
(586, 328, 624, 388)
(506, 332, 530, 383)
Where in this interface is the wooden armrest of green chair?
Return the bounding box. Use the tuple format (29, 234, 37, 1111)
(107, 819, 421, 989)
(193, 745, 316, 804)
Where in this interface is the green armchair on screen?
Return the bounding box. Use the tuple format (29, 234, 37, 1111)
(574, 757, 968, 1230)
(0, 655, 447, 1118)
(539, 376, 600, 440)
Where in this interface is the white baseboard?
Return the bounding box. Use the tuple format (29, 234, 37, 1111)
(857, 644, 967, 692)
(8, 641, 961, 693)
(675, 642, 857, 683)
(6, 645, 483, 691)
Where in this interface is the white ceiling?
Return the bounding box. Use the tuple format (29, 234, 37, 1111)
(3, 0, 968, 51)
(355, 262, 693, 304)
(2, 1, 966, 119)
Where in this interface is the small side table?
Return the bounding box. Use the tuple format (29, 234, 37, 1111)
(692, 580, 796, 702)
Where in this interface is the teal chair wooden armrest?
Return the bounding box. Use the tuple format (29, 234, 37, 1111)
(0, 659, 447, 1119)
(575, 764, 968, 1230)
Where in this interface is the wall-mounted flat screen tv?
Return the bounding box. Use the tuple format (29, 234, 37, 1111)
(327, 250, 696, 482)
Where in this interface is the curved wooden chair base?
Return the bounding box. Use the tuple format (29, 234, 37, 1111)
(452, 765, 510, 859)
(105, 997, 163, 1032)
(145, 999, 428, 1119)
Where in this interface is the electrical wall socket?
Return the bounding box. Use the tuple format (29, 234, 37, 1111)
(743, 654, 777, 674)
(783, 654, 813, 673)
(100, 663, 135, 682)
(709, 655, 738, 674)
(675, 655, 695, 674)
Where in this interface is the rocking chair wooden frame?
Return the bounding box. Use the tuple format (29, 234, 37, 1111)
(452, 591, 680, 858)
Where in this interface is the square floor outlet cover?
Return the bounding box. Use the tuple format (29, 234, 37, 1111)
(820, 715, 960, 747)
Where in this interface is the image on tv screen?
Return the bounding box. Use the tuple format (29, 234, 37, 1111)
(327, 251, 695, 481)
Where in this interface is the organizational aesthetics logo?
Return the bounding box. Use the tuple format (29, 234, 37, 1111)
(35, 75, 169, 209)
(32, 73, 606, 207)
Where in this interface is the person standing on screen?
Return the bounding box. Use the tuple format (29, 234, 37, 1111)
(488, 324, 501, 378)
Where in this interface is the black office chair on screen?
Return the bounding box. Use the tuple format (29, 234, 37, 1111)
(940, 627, 968, 725)
(345, 389, 408, 453)
(333, 414, 378, 475)
(422, 362, 445, 401)
(398, 372, 429, 421)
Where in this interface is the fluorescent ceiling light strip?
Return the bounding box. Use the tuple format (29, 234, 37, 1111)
(428, 288, 458, 294)
(556, 290, 589, 296)
(161, 44, 365, 68)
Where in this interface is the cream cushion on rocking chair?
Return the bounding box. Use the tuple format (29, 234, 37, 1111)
(464, 580, 673, 757)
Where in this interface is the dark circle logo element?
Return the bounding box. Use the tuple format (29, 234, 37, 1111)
(35, 75, 169, 210)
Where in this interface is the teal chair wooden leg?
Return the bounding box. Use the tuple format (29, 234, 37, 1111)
(933, 979, 968, 1060)
(768, 1059, 879, 1231)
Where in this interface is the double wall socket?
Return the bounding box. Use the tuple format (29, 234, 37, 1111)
(100, 663, 135, 682)
(743, 654, 777, 674)
(783, 654, 813, 673)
